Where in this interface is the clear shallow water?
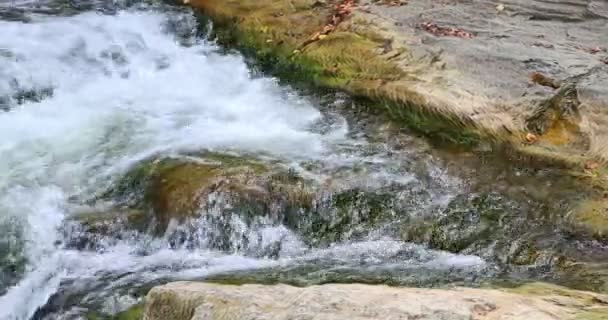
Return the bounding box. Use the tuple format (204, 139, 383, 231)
(0, 4, 488, 320)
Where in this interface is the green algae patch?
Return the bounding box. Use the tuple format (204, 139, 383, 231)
(86, 303, 144, 320)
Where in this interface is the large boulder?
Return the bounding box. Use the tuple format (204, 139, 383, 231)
(143, 282, 608, 320)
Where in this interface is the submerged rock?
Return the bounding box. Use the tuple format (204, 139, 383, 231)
(143, 282, 608, 320)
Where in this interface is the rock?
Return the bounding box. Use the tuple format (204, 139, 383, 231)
(63, 209, 147, 250)
(571, 199, 608, 238)
(188, 0, 608, 179)
(102, 153, 313, 235)
(143, 282, 608, 320)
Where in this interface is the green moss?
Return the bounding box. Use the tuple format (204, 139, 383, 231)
(283, 189, 394, 247)
(115, 304, 145, 320)
(196, 7, 485, 149)
(367, 97, 485, 148)
(86, 304, 144, 320)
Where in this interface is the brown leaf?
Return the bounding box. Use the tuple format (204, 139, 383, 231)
(530, 72, 560, 89)
(525, 133, 538, 144)
(419, 21, 475, 39)
(584, 160, 601, 170)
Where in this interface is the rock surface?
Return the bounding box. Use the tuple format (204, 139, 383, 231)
(98, 153, 313, 234)
(143, 282, 608, 320)
(189, 0, 608, 172)
(355, 0, 608, 161)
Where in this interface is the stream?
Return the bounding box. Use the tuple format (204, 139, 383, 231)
(1, 1, 607, 319)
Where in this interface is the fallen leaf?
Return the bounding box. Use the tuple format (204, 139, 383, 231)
(419, 21, 475, 38)
(530, 72, 560, 89)
(300, 0, 356, 48)
(590, 46, 602, 54)
(585, 160, 601, 170)
(525, 133, 538, 144)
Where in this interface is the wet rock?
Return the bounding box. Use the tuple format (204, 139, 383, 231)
(0, 7, 30, 22)
(143, 282, 608, 320)
(397, 192, 583, 278)
(0, 218, 25, 296)
(103, 153, 313, 235)
(570, 199, 608, 238)
(63, 209, 147, 251)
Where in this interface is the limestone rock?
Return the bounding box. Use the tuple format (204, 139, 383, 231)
(189, 0, 608, 167)
(143, 282, 608, 320)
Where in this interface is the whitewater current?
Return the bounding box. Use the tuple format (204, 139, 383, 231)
(0, 5, 487, 320)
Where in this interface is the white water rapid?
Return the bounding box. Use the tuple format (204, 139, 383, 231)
(0, 6, 486, 320)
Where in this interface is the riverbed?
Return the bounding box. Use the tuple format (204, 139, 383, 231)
(1, 1, 606, 319)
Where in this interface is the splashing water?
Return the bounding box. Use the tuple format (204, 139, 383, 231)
(0, 5, 486, 320)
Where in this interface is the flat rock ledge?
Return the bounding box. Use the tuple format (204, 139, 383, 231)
(188, 0, 608, 177)
(143, 282, 608, 320)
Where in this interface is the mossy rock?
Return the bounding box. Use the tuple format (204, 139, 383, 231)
(104, 153, 317, 234)
(397, 193, 578, 271)
(86, 153, 401, 248)
(291, 189, 394, 247)
(71, 209, 148, 234)
(191, 0, 493, 151)
(571, 199, 608, 238)
(401, 194, 512, 253)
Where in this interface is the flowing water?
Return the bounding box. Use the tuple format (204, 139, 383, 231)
(0, 1, 606, 319)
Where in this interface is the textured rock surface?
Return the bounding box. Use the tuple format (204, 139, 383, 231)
(355, 0, 608, 161)
(144, 282, 608, 320)
(189, 0, 608, 170)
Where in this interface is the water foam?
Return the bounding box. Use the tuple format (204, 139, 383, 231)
(0, 10, 347, 319)
(0, 8, 483, 320)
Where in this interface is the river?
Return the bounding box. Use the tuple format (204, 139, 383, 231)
(0, 1, 604, 319)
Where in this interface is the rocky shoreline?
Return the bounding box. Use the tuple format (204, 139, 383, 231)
(128, 2, 608, 318)
(187, 0, 607, 166)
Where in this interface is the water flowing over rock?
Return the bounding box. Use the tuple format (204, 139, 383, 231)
(2, 1, 608, 319)
(143, 282, 608, 320)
